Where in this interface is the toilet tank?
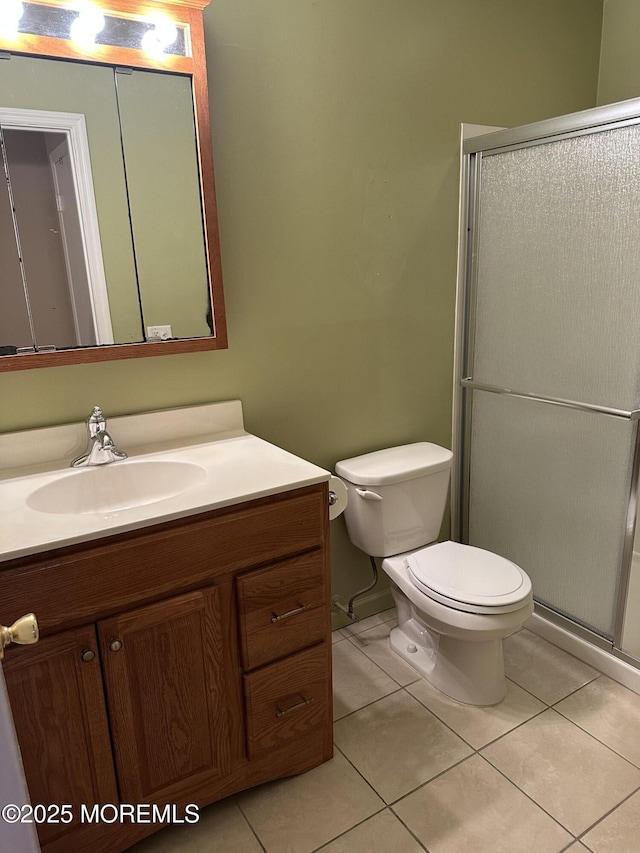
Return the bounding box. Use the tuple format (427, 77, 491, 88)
(335, 443, 453, 557)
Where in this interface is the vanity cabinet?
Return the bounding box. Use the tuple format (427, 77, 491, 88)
(1, 483, 332, 853)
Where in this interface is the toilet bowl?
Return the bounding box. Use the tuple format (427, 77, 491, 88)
(335, 443, 534, 705)
(383, 541, 532, 704)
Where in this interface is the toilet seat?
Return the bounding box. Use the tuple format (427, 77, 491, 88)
(405, 541, 532, 615)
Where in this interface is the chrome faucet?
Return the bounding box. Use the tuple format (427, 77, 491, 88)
(71, 406, 128, 467)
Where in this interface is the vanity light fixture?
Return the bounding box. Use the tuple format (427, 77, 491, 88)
(69, 0, 105, 50)
(0, 0, 24, 39)
(1, 1, 188, 59)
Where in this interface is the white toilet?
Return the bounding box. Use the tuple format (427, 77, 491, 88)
(335, 443, 533, 705)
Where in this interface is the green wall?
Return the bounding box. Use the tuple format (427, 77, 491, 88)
(0, 0, 603, 616)
(598, 0, 640, 104)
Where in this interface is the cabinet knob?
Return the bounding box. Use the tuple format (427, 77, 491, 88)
(0, 613, 39, 660)
(109, 639, 123, 652)
(81, 648, 95, 663)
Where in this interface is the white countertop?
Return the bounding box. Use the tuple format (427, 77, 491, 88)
(0, 401, 329, 563)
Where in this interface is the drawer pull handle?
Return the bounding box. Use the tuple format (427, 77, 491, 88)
(275, 695, 315, 719)
(271, 603, 312, 624)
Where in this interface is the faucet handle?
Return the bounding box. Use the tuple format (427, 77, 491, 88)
(87, 407, 107, 439)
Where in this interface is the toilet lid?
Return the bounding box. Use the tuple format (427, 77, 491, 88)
(406, 541, 531, 613)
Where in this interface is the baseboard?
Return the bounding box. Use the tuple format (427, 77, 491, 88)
(331, 589, 395, 631)
(526, 612, 640, 696)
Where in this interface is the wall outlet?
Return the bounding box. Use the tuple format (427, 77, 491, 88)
(147, 325, 172, 340)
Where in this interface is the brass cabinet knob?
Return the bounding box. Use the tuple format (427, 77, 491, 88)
(109, 639, 123, 652)
(0, 613, 39, 659)
(81, 648, 95, 663)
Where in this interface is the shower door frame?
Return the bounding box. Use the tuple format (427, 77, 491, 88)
(453, 99, 640, 668)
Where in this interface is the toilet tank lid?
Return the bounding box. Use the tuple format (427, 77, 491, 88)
(335, 443, 453, 486)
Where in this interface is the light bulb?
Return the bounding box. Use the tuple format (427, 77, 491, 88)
(142, 11, 177, 57)
(0, 0, 24, 39)
(70, 1, 105, 50)
(141, 29, 164, 59)
(150, 13, 177, 48)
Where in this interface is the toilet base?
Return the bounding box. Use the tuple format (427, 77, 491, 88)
(389, 622, 507, 706)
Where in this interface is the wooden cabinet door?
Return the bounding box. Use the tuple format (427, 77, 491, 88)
(3, 625, 118, 850)
(98, 586, 232, 805)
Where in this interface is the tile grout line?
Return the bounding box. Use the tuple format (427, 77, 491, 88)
(333, 683, 405, 724)
(308, 805, 429, 853)
(331, 741, 392, 805)
(474, 752, 579, 841)
(574, 781, 640, 844)
(406, 680, 551, 752)
(540, 706, 640, 775)
(345, 631, 423, 688)
(387, 807, 432, 853)
(234, 797, 269, 853)
(333, 623, 640, 848)
(551, 701, 640, 772)
(342, 635, 412, 689)
(334, 641, 574, 823)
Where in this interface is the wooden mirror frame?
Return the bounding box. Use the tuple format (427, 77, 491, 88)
(0, 0, 227, 372)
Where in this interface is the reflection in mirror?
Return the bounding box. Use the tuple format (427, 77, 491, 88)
(0, 130, 31, 355)
(1, 55, 214, 353)
(0, 111, 114, 352)
(115, 68, 212, 340)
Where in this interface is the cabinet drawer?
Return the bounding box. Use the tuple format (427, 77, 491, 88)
(244, 644, 329, 759)
(237, 550, 326, 670)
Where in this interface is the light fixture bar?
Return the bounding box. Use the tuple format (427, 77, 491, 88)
(4, 0, 189, 57)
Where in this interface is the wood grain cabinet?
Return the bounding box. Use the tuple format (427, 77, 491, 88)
(1, 483, 332, 852)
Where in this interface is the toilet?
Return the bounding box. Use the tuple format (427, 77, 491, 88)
(335, 443, 533, 705)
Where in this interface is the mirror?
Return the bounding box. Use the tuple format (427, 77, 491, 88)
(0, 0, 226, 370)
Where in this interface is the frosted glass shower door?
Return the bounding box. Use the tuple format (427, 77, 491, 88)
(463, 119, 640, 640)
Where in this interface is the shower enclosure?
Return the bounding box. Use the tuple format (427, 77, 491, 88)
(456, 100, 640, 668)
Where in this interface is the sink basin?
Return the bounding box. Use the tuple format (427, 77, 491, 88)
(27, 459, 207, 515)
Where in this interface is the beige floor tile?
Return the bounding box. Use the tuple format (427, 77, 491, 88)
(316, 809, 424, 852)
(340, 608, 397, 638)
(129, 797, 262, 852)
(504, 630, 600, 704)
(347, 619, 421, 686)
(555, 676, 640, 768)
(393, 754, 572, 853)
(582, 790, 640, 852)
(237, 750, 383, 853)
(407, 676, 546, 749)
(482, 709, 640, 835)
(563, 844, 591, 852)
(332, 628, 346, 643)
(332, 638, 399, 720)
(334, 690, 471, 803)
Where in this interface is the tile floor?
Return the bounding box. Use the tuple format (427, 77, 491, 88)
(131, 610, 640, 853)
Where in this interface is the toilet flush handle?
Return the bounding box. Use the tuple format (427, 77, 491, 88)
(355, 488, 383, 501)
